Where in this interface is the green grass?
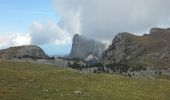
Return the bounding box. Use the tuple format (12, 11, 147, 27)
(0, 60, 170, 100)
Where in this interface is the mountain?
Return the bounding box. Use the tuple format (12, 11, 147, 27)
(69, 34, 106, 60)
(145, 28, 170, 41)
(102, 28, 170, 69)
(0, 45, 48, 59)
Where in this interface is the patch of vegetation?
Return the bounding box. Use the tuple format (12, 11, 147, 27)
(105, 62, 130, 73)
(0, 60, 170, 100)
(68, 62, 83, 70)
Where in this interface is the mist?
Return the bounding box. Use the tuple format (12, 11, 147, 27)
(54, 0, 170, 41)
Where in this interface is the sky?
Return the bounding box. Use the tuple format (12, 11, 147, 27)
(0, 0, 71, 55)
(0, 0, 170, 55)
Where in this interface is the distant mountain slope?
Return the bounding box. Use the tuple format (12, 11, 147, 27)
(145, 28, 170, 42)
(0, 45, 48, 59)
(69, 34, 106, 60)
(102, 28, 170, 68)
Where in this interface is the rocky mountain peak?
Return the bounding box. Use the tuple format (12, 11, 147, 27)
(103, 32, 142, 63)
(112, 32, 132, 43)
(69, 34, 106, 60)
(73, 34, 80, 42)
(150, 28, 170, 34)
(147, 28, 170, 42)
(103, 28, 170, 68)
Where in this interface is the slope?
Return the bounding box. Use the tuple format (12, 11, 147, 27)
(0, 60, 170, 100)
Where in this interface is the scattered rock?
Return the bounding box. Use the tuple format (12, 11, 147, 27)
(43, 89, 49, 92)
(74, 91, 82, 94)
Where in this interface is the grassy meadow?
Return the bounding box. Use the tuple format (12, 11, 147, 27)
(0, 60, 170, 100)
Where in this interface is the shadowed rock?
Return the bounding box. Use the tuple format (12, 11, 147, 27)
(69, 34, 106, 60)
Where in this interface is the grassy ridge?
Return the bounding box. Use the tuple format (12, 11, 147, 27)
(0, 60, 170, 100)
(123, 33, 170, 68)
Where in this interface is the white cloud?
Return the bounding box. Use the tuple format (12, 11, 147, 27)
(30, 21, 72, 45)
(29, 3, 82, 46)
(58, 8, 81, 35)
(11, 34, 31, 46)
(0, 34, 31, 49)
(0, 36, 7, 49)
(0, 8, 79, 48)
(54, 0, 170, 41)
(55, 37, 71, 45)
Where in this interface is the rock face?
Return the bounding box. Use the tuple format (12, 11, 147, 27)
(103, 33, 145, 63)
(0, 45, 48, 59)
(69, 34, 106, 60)
(146, 28, 170, 41)
(102, 28, 170, 68)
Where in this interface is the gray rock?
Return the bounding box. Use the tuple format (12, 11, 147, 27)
(69, 34, 106, 60)
(102, 32, 145, 63)
(102, 28, 170, 69)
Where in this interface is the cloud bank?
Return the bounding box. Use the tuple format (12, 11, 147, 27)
(29, 7, 81, 46)
(0, 34, 31, 49)
(54, 0, 170, 41)
(30, 21, 72, 45)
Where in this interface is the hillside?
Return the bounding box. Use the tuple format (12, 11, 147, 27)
(0, 60, 170, 100)
(146, 28, 170, 42)
(0, 45, 48, 59)
(103, 28, 170, 69)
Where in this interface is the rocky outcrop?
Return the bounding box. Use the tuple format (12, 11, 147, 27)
(69, 34, 106, 60)
(0, 45, 48, 59)
(102, 28, 170, 68)
(102, 33, 145, 63)
(146, 28, 170, 42)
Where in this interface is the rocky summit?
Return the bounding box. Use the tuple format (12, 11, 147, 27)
(69, 34, 106, 60)
(102, 28, 170, 69)
(0, 45, 48, 59)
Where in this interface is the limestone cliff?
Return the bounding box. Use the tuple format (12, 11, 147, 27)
(102, 28, 170, 68)
(69, 34, 106, 60)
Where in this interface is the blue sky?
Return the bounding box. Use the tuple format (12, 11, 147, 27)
(0, 0, 71, 55)
(0, 0, 56, 33)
